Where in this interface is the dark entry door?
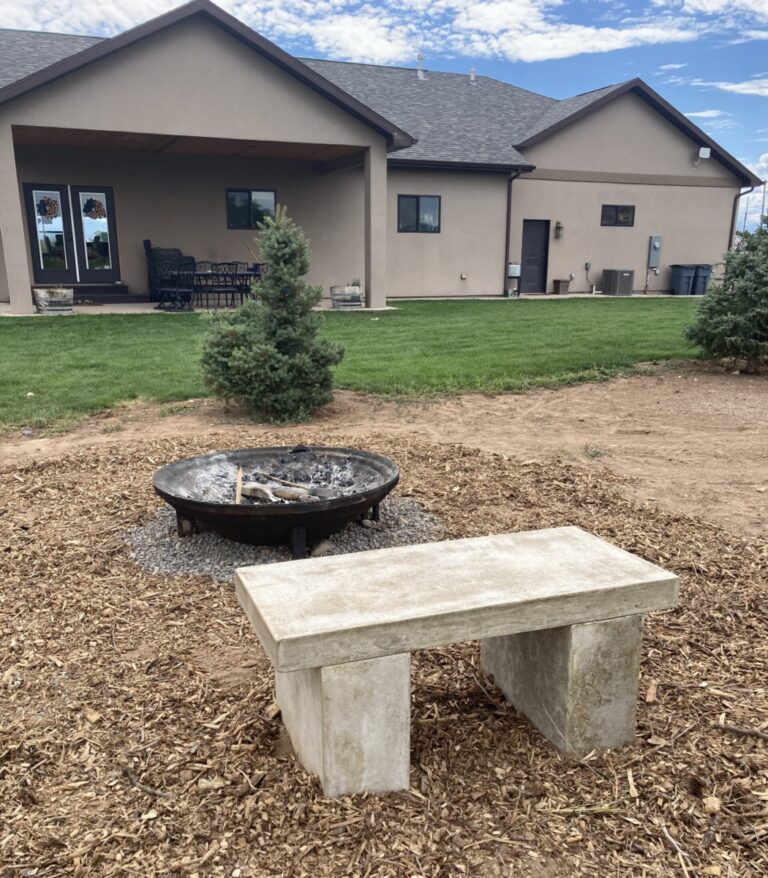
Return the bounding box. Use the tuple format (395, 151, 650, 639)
(23, 183, 121, 285)
(520, 219, 550, 294)
(23, 183, 77, 285)
(70, 186, 121, 284)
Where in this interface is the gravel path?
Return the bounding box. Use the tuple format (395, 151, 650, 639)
(124, 496, 444, 581)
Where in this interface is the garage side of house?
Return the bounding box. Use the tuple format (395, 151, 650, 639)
(509, 90, 743, 294)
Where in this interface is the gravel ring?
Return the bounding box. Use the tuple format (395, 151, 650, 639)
(124, 496, 444, 581)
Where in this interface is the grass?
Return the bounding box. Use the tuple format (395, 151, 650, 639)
(0, 298, 700, 430)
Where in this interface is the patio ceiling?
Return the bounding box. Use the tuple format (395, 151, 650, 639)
(12, 125, 364, 163)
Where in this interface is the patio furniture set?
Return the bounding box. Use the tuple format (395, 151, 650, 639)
(143, 240, 264, 311)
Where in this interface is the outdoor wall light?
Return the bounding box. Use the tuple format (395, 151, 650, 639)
(555, 221, 564, 239)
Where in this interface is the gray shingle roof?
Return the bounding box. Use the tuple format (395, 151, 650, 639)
(302, 59, 555, 167)
(0, 28, 103, 89)
(1, 26, 741, 178)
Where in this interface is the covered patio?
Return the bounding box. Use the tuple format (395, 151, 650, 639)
(4, 126, 386, 313)
(0, 1, 412, 313)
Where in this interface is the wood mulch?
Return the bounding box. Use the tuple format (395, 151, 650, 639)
(1, 432, 766, 877)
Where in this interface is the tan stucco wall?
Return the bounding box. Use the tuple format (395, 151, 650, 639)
(525, 92, 735, 181)
(509, 177, 736, 292)
(386, 168, 507, 297)
(15, 146, 365, 296)
(0, 18, 381, 148)
(508, 91, 740, 293)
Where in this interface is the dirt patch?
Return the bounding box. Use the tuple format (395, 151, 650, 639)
(1, 433, 766, 876)
(2, 362, 766, 538)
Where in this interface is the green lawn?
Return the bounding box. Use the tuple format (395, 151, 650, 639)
(0, 298, 700, 429)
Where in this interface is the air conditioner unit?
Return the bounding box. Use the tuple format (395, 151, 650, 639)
(602, 269, 634, 296)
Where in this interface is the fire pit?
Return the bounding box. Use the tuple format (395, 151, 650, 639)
(153, 445, 400, 558)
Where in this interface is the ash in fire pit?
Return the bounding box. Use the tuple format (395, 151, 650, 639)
(153, 445, 400, 558)
(187, 446, 374, 506)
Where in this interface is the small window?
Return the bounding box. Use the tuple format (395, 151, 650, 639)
(398, 195, 441, 233)
(601, 204, 635, 227)
(226, 189, 276, 229)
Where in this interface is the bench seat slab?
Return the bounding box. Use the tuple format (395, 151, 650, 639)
(276, 653, 411, 797)
(481, 614, 643, 756)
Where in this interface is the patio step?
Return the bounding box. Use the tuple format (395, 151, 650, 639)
(65, 284, 147, 305)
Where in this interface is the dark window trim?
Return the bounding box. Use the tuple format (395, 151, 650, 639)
(397, 194, 442, 233)
(601, 204, 635, 227)
(226, 188, 277, 230)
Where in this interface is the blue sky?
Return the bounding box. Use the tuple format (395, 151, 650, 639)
(2, 0, 767, 221)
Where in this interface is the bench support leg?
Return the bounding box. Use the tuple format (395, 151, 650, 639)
(481, 615, 643, 757)
(275, 653, 411, 797)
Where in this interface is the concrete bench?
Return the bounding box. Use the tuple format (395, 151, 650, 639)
(235, 526, 678, 797)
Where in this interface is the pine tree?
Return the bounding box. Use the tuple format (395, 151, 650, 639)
(685, 218, 768, 374)
(201, 206, 345, 422)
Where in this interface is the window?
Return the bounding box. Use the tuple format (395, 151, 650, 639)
(398, 195, 441, 233)
(226, 189, 276, 229)
(601, 204, 635, 227)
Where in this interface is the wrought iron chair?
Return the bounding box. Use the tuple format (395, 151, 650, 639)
(192, 261, 214, 309)
(154, 260, 194, 311)
(144, 239, 195, 302)
(210, 262, 242, 308)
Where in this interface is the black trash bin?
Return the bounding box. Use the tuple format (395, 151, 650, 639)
(670, 264, 696, 295)
(692, 264, 712, 295)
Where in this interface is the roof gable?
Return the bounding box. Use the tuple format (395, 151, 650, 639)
(0, 0, 413, 151)
(515, 78, 761, 187)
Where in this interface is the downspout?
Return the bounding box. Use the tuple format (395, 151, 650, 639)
(503, 170, 522, 295)
(728, 185, 755, 252)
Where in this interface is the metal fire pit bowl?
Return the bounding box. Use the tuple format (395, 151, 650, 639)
(153, 445, 400, 559)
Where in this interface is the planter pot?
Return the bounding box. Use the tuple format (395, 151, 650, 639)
(33, 288, 74, 315)
(330, 285, 363, 310)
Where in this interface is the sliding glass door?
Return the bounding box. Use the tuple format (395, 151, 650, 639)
(23, 183, 120, 285)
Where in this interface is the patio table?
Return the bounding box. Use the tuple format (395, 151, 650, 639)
(193, 267, 262, 308)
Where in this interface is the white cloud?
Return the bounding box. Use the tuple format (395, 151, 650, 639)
(694, 77, 768, 96)
(306, 14, 416, 63)
(750, 152, 768, 177)
(729, 28, 768, 42)
(0, 0, 764, 65)
(681, 0, 768, 18)
(0, 0, 715, 64)
(684, 108, 727, 116)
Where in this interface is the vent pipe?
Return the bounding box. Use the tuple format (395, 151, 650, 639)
(469, 66, 476, 83)
(417, 52, 425, 80)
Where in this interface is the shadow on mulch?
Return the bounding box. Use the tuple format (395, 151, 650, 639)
(1, 432, 766, 877)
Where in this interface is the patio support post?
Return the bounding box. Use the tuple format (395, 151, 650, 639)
(364, 143, 387, 309)
(0, 123, 35, 313)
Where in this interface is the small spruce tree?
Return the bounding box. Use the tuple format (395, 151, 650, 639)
(685, 218, 768, 374)
(201, 206, 344, 422)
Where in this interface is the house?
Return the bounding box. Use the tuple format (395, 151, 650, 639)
(0, 0, 761, 313)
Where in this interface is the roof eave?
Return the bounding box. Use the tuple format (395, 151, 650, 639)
(0, 0, 415, 150)
(514, 78, 761, 188)
(387, 157, 535, 173)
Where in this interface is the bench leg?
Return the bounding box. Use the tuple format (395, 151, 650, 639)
(275, 653, 411, 797)
(481, 615, 643, 757)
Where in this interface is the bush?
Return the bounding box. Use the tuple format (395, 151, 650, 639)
(685, 219, 768, 373)
(201, 207, 344, 422)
